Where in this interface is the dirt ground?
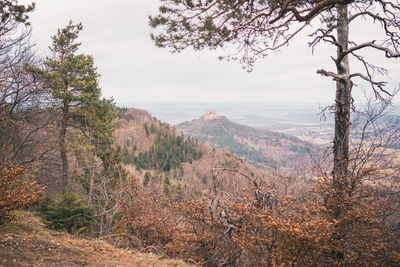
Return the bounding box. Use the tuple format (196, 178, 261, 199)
(0, 212, 194, 267)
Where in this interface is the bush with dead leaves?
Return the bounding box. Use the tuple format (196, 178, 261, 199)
(0, 165, 45, 221)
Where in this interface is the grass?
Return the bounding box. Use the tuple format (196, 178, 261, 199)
(0, 211, 195, 267)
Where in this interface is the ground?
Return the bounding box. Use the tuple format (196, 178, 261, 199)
(0, 211, 194, 267)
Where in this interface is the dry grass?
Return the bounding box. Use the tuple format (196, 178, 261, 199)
(0, 211, 195, 267)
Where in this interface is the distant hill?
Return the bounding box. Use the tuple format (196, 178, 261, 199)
(114, 108, 274, 197)
(177, 111, 315, 171)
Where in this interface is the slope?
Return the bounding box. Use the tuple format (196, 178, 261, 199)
(0, 211, 194, 267)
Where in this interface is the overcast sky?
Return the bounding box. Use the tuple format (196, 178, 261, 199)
(21, 0, 400, 105)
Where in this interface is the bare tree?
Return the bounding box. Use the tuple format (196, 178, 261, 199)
(0, 18, 54, 163)
(0, 17, 62, 193)
(349, 94, 400, 187)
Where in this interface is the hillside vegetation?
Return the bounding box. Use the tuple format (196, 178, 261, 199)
(1, 3, 399, 266)
(0, 211, 194, 267)
(114, 108, 274, 197)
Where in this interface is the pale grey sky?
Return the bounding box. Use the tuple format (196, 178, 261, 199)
(22, 0, 400, 105)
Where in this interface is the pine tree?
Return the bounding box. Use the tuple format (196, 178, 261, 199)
(150, 0, 400, 189)
(0, 1, 35, 27)
(40, 21, 112, 192)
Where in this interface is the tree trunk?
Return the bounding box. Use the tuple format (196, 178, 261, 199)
(330, 4, 352, 262)
(88, 173, 94, 206)
(59, 100, 69, 193)
(333, 4, 352, 183)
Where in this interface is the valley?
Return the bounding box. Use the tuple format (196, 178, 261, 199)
(2, 1, 399, 264)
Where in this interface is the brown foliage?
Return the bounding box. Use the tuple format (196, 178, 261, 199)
(168, 197, 241, 266)
(0, 165, 45, 221)
(118, 172, 400, 266)
(117, 175, 177, 250)
(313, 175, 400, 266)
(117, 175, 240, 266)
(229, 193, 332, 266)
(231, 189, 398, 266)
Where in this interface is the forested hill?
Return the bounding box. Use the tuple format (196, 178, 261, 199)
(114, 108, 272, 197)
(177, 111, 316, 171)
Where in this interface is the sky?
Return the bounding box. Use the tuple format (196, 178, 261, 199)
(20, 0, 400, 105)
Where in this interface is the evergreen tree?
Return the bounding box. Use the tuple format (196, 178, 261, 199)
(143, 172, 151, 187)
(39, 192, 94, 234)
(0, 1, 35, 27)
(134, 131, 202, 172)
(39, 21, 113, 192)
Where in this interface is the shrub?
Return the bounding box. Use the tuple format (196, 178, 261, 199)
(0, 165, 44, 221)
(118, 175, 400, 266)
(39, 192, 94, 233)
(117, 176, 176, 249)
